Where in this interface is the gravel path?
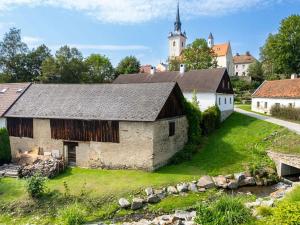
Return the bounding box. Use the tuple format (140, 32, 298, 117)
(234, 108, 300, 135)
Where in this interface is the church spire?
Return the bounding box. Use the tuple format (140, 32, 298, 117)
(174, 1, 181, 33)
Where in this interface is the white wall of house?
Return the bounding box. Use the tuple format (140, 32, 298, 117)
(252, 97, 300, 115)
(234, 63, 252, 76)
(184, 92, 234, 113)
(216, 53, 234, 76)
(0, 118, 6, 129)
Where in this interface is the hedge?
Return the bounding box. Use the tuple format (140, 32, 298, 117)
(201, 106, 221, 135)
(0, 128, 12, 165)
(270, 105, 300, 122)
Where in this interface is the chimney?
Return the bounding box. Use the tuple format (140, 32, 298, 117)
(150, 66, 156, 75)
(291, 74, 298, 79)
(236, 53, 240, 56)
(180, 64, 185, 74)
(246, 51, 250, 56)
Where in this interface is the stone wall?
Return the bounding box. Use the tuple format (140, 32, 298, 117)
(152, 116, 188, 169)
(10, 117, 188, 171)
(221, 109, 233, 121)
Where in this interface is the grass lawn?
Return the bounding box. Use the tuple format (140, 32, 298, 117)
(0, 112, 299, 224)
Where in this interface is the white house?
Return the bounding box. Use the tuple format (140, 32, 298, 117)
(251, 75, 300, 114)
(233, 52, 256, 77)
(0, 83, 31, 128)
(208, 33, 234, 76)
(114, 67, 234, 121)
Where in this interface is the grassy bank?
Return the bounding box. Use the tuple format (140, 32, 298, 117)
(0, 112, 299, 224)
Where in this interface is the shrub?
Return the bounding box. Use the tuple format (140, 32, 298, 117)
(184, 99, 202, 144)
(0, 128, 11, 165)
(271, 105, 300, 121)
(256, 206, 273, 217)
(263, 202, 300, 225)
(26, 173, 47, 198)
(194, 195, 252, 225)
(201, 106, 221, 135)
(58, 203, 86, 225)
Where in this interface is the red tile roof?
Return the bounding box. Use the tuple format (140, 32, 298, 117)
(233, 54, 256, 64)
(212, 43, 230, 57)
(0, 83, 31, 117)
(252, 79, 300, 98)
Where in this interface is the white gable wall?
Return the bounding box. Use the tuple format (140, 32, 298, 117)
(252, 97, 300, 115)
(0, 118, 6, 129)
(184, 92, 216, 112)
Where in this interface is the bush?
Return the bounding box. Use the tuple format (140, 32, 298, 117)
(195, 195, 252, 225)
(0, 128, 11, 165)
(184, 99, 202, 144)
(26, 173, 47, 198)
(271, 105, 300, 121)
(201, 106, 221, 135)
(58, 203, 86, 225)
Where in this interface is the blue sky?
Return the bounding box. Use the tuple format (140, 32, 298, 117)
(0, 0, 300, 66)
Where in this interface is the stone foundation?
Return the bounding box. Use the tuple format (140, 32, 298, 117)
(221, 109, 233, 121)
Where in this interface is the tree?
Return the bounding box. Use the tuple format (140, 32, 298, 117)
(84, 54, 115, 83)
(182, 38, 217, 71)
(116, 56, 140, 75)
(0, 28, 28, 81)
(191, 90, 200, 110)
(260, 15, 300, 77)
(247, 60, 264, 82)
(169, 58, 181, 71)
(40, 57, 59, 83)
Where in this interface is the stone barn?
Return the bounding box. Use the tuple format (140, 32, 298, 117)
(4, 83, 188, 171)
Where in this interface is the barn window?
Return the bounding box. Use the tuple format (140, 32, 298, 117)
(224, 98, 227, 104)
(7, 118, 33, 138)
(50, 119, 119, 143)
(169, 121, 175, 137)
(219, 97, 221, 105)
(264, 102, 268, 109)
(257, 102, 260, 108)
(230, 97, 232, 104)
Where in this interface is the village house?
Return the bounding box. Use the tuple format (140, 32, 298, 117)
(0, 83, 31, 129)
(114, 67, 234, 121)
(4, 83, 188, 171)
(251, 75, 300, 114)
(233, 52, 256, 77)
(208, 33, 234, 76)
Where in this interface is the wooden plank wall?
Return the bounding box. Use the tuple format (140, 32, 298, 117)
(7, 118, 33, 138)
(50, 119, 119, 143)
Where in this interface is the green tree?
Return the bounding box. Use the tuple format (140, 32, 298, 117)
(84, 54, 115, 83)
(260, 15, 300, 77)
(191, 90, 200, 109)
(168, 58, 181, 71)
(182, 38, 217, 71)
(247, 60, 264, 82)
(0, 128, 11, 165)
(116, 56, 140, 75)
(0, 28, 28, 82)
(40, 56, 60, 83)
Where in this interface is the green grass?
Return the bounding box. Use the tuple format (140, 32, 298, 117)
(236, 104, 252, 112)
(0, 112, 299, 224)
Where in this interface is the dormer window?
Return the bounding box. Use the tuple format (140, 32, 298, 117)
(0, 88, 7, 94)
(16, 88, 23, 93)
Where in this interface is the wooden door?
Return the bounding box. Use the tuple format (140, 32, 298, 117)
(64, 142, 78, 166)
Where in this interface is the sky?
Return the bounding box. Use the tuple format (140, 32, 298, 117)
(0, 0, 300, 66)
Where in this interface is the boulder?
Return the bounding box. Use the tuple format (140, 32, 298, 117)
(174, 210, 196, 221)
(234, 172, 246, 183)
(167, 186, 178, 194)
(131, 198, 144, 210)
(177, 183, 189, 192)
(118, 198, 130, 208)
(213, 175, 228, 188)
(188, 182, 198, 192)
(239, 177, 256, 187)
(227, 180, 239, 189)
(261, 199, 274, 207)
(198, 188, 206, 192)
(145, 187, 153, 196)
(154, 189, 166, 199)
(147, 194, 160, 204)
(197, 176, 215, 189)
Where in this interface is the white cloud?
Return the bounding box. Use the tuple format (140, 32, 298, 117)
(0, 0, 289, 24)
(22, 36, 43, 46)
(47, 44, 150, 51)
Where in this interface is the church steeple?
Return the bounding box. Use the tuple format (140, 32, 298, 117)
(174, 2, 181, 33)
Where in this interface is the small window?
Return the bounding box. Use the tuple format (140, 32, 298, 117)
(219, 97, 221, 105)
(230, 97, 232, 104)
(289, 103, 293, 108)
(242, 72, 246, 76)
(236, 72, 238, 76)
(275, 103, 280, 107)
(242, 65, 245, 69)
(264, 102, 268, 109)
(173, 41, 176, 47)
(182, 42, 184, 47)
(236, 65, 238, 69)
(257, 102, 260, 108)
(225, 98, 227, 104)
(169, 122, 175, 137)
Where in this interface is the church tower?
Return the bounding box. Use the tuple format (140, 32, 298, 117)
(168, 1, 187, 60)
(208, 32, 214, 48)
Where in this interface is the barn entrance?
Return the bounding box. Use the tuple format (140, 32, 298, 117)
(64, 142, 78, 166)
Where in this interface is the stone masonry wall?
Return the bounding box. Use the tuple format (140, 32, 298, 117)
(152, 116, 188, 169)
(268, 151, 300, 176)
(10, 117, 188, 170)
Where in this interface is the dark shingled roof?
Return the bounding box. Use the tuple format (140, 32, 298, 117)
(114, 68, 232, 93)
(5, 83, 179, 122)
(0, 83, 31, 117)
